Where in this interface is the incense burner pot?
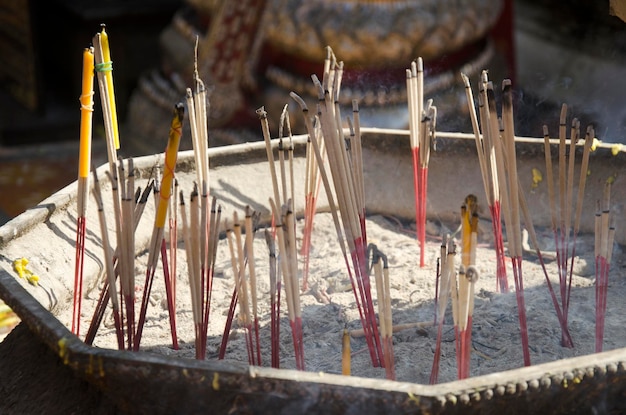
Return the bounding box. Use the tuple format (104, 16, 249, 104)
(264, 0, 502, 66)
(127, 0, 505, 153)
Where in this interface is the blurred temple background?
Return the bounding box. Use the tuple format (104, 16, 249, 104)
(0, 0, 625, 225)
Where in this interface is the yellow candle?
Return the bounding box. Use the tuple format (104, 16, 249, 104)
(100, 25, 120, 150)
(78, 47, 95, 179)
(155, 103, 185, 228)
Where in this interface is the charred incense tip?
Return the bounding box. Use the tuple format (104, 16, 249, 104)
(460, 72, 470, 87)
(255, 106, 268, 119)
(480, 69, 489, 84)
(174, 102, 185, 122)
(465, 266, 480, 283)
(311, 75, 324, 100)
(347, 117, 355, 137)
(417, 56, 423, 72)
(502, 80, 513, 109)
(128, 158, 134, 177)
(352, 99, 359, 112)
(134, 187, 141, 204)
(289, 92, 308, 112)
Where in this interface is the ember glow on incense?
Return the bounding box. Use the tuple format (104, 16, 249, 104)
(72, 46, 95, 337)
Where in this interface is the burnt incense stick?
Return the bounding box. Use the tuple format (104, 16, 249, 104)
(300, 114, 323, 292)
(264, 228, 281, 368)
(231, 212, 255, 365)
(180, 189, 202, 358)
(370, 245, 395, 380)
(595, 181, 613, 352)
(269, 198, 305, 370)
(91, 168, 124, 349)
(84, 175, 154, 347)
(220, 220, 239, 360)
(515, 173, 574, 348)
(430, 235, 456, 384)
(135, 103, 184, 351)
(245, 206, 262, 366)
(502, 80, 531, 367)
(203, 198, 221, 355)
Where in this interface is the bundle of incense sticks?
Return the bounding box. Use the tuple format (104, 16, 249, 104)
(290, 47, 383, 367)
(298, 107, 324, 292)
(541, 105, 594, 348)
(406, 58, 437, 268)
(369, 245, 395, 380)
(180, 188, 221, 360)
(462, 72, 533, 366)
(456, 195, 479, 379)
(500, 79, 532, 366)
(461, 72, 509, 294)
(595, 181, 615, 352)
(181, 52, 216, 359)
(221, 209, 262, 365)
(257, 106, 304, 370)
(430, 234, 456, 384)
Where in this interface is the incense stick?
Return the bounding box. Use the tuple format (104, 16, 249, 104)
(245, 206, 262, 365)
(542, 111, 595, 348)
(91, 168, 124, 349)
(135, 103, 184, 351)
(269, 198, 305, 370)
(430, 235, 456, 384)
(72, 46, 95, 337)
(370, 245, 395, 380)
(264, 228, 281, 368)
(461, 72, 509, 294)
(595, 181, 613, 352)
(501, 79, 531, 367)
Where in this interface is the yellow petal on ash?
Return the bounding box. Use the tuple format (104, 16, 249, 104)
(606, 174, 617, 185)
(591, 138, 601, 151)
(531, 168, 543, 189)
(611, 143, 622, 156)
